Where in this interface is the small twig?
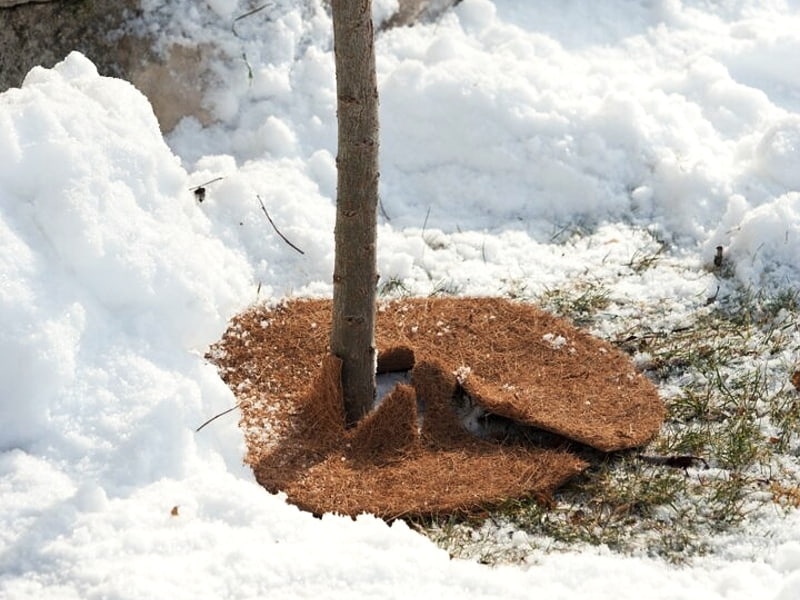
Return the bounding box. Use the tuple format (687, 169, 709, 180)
(196, 405, 239, 432)
(638, 454, 709, 470)
(613, 326, 693, 347)
(189, 177, 224, 191)
(257, 195, 305, 254)
(706, 285, 720, 306)
(232, 2, 273, 37)
(189, 177, 224, 203)
(241, 52, 254, 84)
(378, 196, 391, 221)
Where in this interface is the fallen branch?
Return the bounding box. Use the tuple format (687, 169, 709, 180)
(257, 195, 305, 255)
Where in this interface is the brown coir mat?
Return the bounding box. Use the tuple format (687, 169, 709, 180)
(208, 297, 664, 518)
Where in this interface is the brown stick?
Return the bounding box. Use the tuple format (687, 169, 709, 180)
(257, 195, 305, 255)
(195, 405, 239, 433)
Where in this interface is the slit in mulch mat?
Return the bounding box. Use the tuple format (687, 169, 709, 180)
(208, 297, 664, 519)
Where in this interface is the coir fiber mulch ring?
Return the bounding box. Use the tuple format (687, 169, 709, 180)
(209, 297, 664, 518)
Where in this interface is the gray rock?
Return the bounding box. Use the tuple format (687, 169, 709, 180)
(0, 1, 57, 7)
(0, 1, 462, 132)
(0, 1, 141, 90)
(0, 0, 217, 132)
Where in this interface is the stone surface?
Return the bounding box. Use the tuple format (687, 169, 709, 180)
(0, 0, 215, 132)
(128, 42, 217, 131)
(0, 0, 461, 132)
(0, 0, 56, 7)
(0, 1, 140, 90)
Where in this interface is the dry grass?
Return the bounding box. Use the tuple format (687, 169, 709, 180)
(209, 229, 800, 564)
(411, 257, 800, 564)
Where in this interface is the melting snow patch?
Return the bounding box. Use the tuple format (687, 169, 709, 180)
(542, 333, 568, 350)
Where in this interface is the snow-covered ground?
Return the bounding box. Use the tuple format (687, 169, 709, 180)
(2, 0, 800, 597)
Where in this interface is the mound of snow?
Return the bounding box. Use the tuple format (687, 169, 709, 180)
(0, 52, 253, 460)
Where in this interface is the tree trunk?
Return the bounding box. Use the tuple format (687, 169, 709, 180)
(330, 0, 380, 426)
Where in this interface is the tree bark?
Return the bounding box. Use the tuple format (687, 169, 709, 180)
(330, 0, 380, 425)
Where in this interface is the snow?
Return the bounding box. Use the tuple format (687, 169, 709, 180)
(2, 0, 800, 597)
